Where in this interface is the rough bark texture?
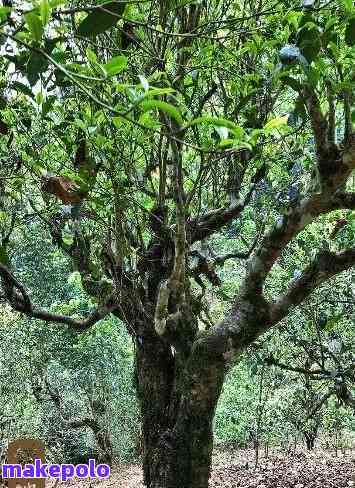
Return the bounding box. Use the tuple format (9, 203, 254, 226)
(134, 323, 225, 488)
(304, 431, 317, 451)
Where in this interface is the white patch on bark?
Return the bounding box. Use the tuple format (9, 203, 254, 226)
(276, 216, 284, 229)
(223, 338, 236, 363)
(154, 280, 170, 336)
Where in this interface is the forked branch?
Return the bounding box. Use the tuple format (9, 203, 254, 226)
(270, 248, 355, 325)
(0, 263, 117, 330)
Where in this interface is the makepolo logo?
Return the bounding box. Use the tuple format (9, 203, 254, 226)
(3, 438, 110, 488)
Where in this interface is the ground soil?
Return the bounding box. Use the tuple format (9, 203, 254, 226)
(50, 448, 354, 488)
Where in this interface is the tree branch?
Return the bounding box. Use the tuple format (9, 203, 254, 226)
(213, 223, 264, 265)
(304, 87, 329, 161)
(270, 248, 355, 325)
(242, 192, 355, 296)
(195, 246, 355, 364)
(0, 264, 117, 330)
(154, 117, 187, 337)
(265, 355, 325, 376)
(189, 186, 254, 243)
(66, 418, 99, 430)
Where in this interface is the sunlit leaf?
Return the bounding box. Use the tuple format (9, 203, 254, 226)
(25, 12, 43, 42)
(49, 0, 66, 6)
(184, 116, 244, 138)
(146, 88, 176, 97)
(103, 56, 127, 77)
(40, 0, 51, 26)
(139, 100, 183, 125)
(0, 6, 11, 20)
(264, 116, 288, 131)
(342, 0, 354, 12)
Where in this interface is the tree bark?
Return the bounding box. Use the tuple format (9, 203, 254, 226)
(134, 326, 225, 488)
(94, 429, 113, 465)
(304, 431, 317, 450)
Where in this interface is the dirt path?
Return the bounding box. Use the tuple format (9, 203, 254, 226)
(51, 449, 354, 488)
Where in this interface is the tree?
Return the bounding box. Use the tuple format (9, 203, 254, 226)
(0, 1, 354, 487)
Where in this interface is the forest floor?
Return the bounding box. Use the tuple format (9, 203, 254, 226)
(51, 447, 354, 488)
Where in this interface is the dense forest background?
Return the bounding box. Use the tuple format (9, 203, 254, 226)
(0, 0, 354, 486)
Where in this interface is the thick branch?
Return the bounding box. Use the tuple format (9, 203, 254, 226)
(194, 246, 355, 364)
(66, 418, 99, 430)
(189, 187, 253, 243)
(243, 192, 355, 296)
(0, 263, 117, 330)
(18, 302, 117, 330)
(306, 391, 333, 420)
(270, 248, 355, 325)
(154, 118, 187, 337)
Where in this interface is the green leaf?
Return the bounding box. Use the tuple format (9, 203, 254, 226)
(217, 138, 234, 148)
(307, 66, 320, 88)
(138, 112, 159, 129)
(184, 116, 244, 138)
(146, 88, 176, 97)
(25, 12, 43, 42)
(27, 52, 48, 86)
(0, 6, 11, 20)
(233, 141, 253, 151)
(103, 55, 127, 76)
(42, 96, 56, 118)
(342, 0, 354, 12)
(112, 117, 121, 128)
(324, 314, 342, 332)
(74, 118, 87, 131)
(264, 116, 288, 131)
(139, 100, 183, 125)
(10, 81, 34, 98)
(62, 234, 74, 246)
(77, 2, 126, 37)
(40, 0, 51, 26)
(345, 17, 355, 46)
(294, 96, 307, 122)
(281, 75, 303, 92)
(86, 48, 97, 64)
(36, 92, 44, 105)
(296, 26, 321, 62)
(49, 0, 66, 6)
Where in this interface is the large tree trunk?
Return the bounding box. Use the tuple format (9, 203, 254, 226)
(134, 327, 225, 488)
